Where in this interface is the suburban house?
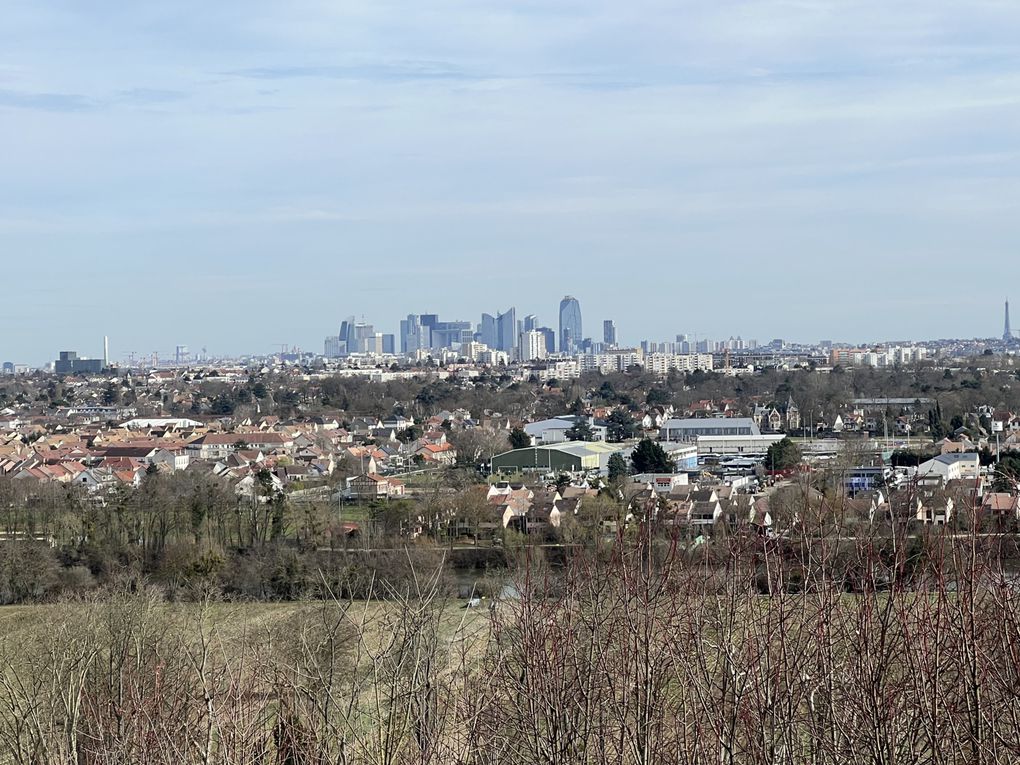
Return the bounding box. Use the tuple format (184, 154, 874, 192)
(188, 432, 294, 460)
(688, 499, 723, 531)
(235, 471, 286, 501)
(101, 445, 190, 472)
(981, 493, 1020, 521)
(412, 442, 458, 465)
(349, 473, 405, 500)
(916, 494, 954, 525)
(632, 473, 690, 493)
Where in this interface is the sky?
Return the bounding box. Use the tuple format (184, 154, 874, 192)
(3, 1, 1020, 364)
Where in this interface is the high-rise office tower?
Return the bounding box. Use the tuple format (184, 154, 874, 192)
(400, 315, 430, 354)
(324, 336, 342, 358)
(340, 320, 374, 353)
(479, 313, 498, 348)
(603, 320, 617, 346)
(559, 296, 582, 354)
(338, 317, 356, 355)
(496, 308, 517, 353)
(523, 314, 538, 332)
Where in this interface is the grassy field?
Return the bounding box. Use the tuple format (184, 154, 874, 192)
(0, 597, 490, 650)
(0, 595, 495, 764)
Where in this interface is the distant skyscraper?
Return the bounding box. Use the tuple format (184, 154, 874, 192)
(1006, 299, 1013, 342)
(337, 319, 375, 354)
(537, 326, 556, 355)
(400, 315, 429, 354)
(338, 316, 356, 356)
(523, 314, 538, 332)
(519, 329, 547, 361)
(352, 322, 376, 353)
(559, 296, 582, 354)
(479, 313, 498, 348)
(324, 336, 342, 358)
(496, 308, 517, 353)
(603, 319, 617, 346)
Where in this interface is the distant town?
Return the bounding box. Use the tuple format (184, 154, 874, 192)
(6, 296, 1018, 379)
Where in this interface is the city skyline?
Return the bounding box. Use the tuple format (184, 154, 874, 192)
(12, 294, 1018, 369)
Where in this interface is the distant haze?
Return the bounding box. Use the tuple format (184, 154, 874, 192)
(2, 1, 1019, 364)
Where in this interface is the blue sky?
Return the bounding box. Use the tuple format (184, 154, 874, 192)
(2, 1, 1020, 364)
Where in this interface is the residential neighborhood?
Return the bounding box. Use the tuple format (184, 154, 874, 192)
(3, 343, 1020, 555)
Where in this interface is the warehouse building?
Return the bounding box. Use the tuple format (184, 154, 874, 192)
(490, 441, 624, 476)
(660, 417, 760, 442)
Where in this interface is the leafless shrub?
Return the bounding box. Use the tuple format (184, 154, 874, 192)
(4, 527, 1020, 763)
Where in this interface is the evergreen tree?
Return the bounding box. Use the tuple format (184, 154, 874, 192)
(565, 421, 596, 442)
(993, 450, 1020, 492)
(630, 439, 673, 474)
(605, 409, 638, 442)
(607, 453, 629, 482)
(766, 437, 802, 472)
(509, 428, 531, 450)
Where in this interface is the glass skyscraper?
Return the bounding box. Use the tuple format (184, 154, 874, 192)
(603, 319, 617, 346)
(559, 296, 582, 354)
(496, 308, 517, 353)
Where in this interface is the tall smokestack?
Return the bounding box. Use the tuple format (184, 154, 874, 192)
(103, 336, 109, 368)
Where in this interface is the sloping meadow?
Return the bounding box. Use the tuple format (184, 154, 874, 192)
(1, 532, 1020, 763)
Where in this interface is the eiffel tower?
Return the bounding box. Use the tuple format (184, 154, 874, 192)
(1006, 299, 1013, 343)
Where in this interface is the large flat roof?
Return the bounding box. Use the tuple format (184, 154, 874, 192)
(662, 417, 758, 429)
(492, 440, 624, 461)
